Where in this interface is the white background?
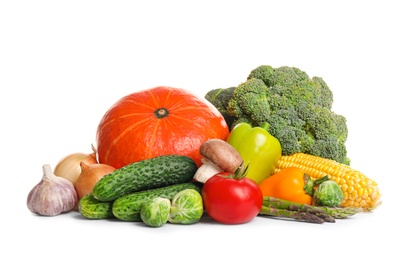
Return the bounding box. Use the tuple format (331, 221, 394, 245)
(1, 0, 405, 259)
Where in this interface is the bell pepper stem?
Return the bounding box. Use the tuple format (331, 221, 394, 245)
(260, 122, 270, 132)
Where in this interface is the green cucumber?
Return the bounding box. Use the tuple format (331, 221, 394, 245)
(78, 194, 114, 219)
(112, 182, 202, 222)
(92, 155, 198, 202)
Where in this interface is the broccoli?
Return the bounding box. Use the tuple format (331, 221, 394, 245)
(205, 65, 350, 165)
(228, 78, 272, 125)
(250, 66, 334, 110)
(205, 87, 237, 130)
(248, 65, 310, 89)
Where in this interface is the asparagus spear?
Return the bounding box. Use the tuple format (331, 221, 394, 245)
(263, 196, 362, 219)
(260, 206, 326, 224)
(262, 198, 335, 222)
(311, 205, 362, 219)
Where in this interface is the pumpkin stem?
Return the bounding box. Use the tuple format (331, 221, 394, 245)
(154, 108, 169, 119)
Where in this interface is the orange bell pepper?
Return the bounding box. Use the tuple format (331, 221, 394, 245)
(259, 167, 328, 205)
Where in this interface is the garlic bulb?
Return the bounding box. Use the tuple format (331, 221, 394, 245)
(27, 164, 78, 216)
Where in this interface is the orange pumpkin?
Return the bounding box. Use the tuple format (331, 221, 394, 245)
(96, 86, 230, 169)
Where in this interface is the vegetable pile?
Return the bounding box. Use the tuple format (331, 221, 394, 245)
(26, 66, 382, 226)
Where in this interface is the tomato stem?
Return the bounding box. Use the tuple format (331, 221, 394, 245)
(233, 162, 249, 180)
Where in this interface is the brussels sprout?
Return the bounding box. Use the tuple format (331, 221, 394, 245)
(169, 189, 204, 224)
(313, 180, 344, 207)
(140, 198, 171, 227)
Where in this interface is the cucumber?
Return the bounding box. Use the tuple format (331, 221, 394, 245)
(92, 155, 198, 201)
(112, 182, 202, 221)
(78, 194, 114, 219)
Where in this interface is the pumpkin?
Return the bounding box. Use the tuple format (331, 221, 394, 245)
(96, 86, 230, 169)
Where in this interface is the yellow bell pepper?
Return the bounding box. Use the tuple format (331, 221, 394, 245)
(226, 122, 282, 184)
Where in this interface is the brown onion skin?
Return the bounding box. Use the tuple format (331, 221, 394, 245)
(54, 151, 98, 185)
(74, 161, 115, 200)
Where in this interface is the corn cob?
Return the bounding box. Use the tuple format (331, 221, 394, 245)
(274, 153, 381, 211)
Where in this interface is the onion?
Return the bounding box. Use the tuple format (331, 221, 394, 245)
(53, 146, 98, 185)
(74, 161, 115, 200)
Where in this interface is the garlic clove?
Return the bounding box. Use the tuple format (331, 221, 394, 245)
(27, 164, 78, 216)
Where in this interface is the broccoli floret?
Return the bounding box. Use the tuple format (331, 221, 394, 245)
(205, 64, 350, 165)
(205, 87, 237, 129)
(249, 65, 310, 88)
(247, 65, 275, 87)
(304, 106, 349, 164)
(307, 106, 348, 142)
(267, 112, 308, 155)
(309, 135, 349, 165)
(205, 87, 236, 114)
(268, 66, 310, 88)
(312, 76, 334, 110)
(227, 78, 272, 126)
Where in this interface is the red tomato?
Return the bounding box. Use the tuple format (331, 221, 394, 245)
(202, 172, 263, 224)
